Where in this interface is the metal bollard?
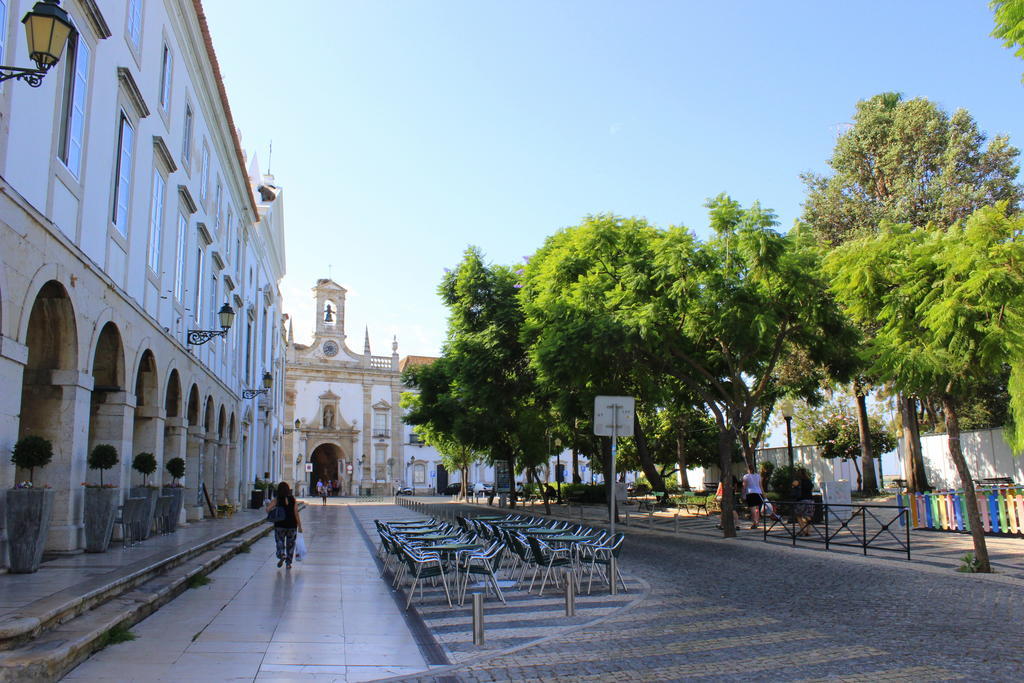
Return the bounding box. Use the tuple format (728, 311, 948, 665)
(648, 508, 654, 527)
(565, 576, 576, 616)
(472, 593, 485, 645)
(609, 557, 618, 595)
(674, 513, 680, 534)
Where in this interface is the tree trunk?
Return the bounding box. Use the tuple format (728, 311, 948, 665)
(675, 418, 690, 491)
(572, 447, 581, 484)
(899, 394, 930, 493)
(460, 466, 468, 501)
(941, 393, 991, 573)
(854, 388, 878, 494)
(633, 412, 666, 493)
(717, 427, 737, 538)
(507, 454, 517, 508)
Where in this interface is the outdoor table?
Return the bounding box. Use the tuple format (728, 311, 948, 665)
(472, 515, 507, 520)
(416, 533, 460, 542)
(546, 534, 592, 543)
(394, 528, 438, 536)
(496, 522, 536, 529)
(525, 528, 563, 535)
(422, 542, 480, 552)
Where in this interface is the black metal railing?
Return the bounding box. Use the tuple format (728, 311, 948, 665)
(761, 500, 911, 560)
(373, 428, 391, 438)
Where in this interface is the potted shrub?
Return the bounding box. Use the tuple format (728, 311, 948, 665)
(6, 436, 55, 573)
(162, 457, 186, 532)
(83, 444, 119, 552)
(130, 452, 159, 540)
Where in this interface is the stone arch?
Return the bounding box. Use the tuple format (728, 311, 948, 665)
(186, 384, 201, 427)
(164, 370, 182, 419)
(203, 397, 215, 435)
(86, 322, 127, 486)
(309, 442, 344, 495)
(16, 267, 80, 361)
(227, 412, 239, 503)
(18, 280, 81, 551)
(131, 350, 162, 485)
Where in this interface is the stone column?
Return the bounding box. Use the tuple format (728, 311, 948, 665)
(213, 439, 228, 505)
(0, 337, 27, 566)
(87, 391, 135, 489)
(163, 417, 188, 526)
(185, 425, 205, 521)
(202, 434, 217, 514)
(31, 371, 92, 553)
(225, 440, 239, 506)
(131, 406, 165, 486)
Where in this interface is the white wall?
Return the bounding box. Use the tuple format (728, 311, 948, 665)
(913, 427, 1024, 490)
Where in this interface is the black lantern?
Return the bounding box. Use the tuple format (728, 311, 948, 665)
(1, 1, 75, 87)
(187, 303, 234, 346)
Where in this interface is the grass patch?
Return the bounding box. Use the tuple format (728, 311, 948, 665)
(96, 624, 136, 650)
(186, 574, 212, 589)
(237, 543, 251, 554)
(957, 552, 981, 573)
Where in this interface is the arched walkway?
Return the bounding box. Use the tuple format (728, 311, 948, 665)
(18, 281, 85, 551)
(162, 370, 186, 492)
(184, 384, 204, 520)
(131, 350, 162, 487)
(87, 323, 129, 488)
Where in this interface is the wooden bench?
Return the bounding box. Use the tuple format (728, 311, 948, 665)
(678, 495, 709, 516)
(639, 492, 666, 512)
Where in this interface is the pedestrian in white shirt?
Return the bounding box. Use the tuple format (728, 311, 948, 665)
(742, 466, 765, 529)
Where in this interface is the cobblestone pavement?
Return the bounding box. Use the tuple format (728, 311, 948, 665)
(392, 503, 1024, 682)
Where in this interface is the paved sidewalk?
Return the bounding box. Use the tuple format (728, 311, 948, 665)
(0, 509, 265, 640)
(64, 500, 432, 681)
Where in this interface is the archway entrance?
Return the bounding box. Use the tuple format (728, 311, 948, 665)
(309, 443, 343, 496)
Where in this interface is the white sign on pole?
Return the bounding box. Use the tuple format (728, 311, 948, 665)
(304, 463, 313, 473)
(594, 396, 635, 436)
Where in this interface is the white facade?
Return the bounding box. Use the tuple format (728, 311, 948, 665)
(0, 0, 286, 558)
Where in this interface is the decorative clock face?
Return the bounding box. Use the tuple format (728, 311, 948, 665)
(322, 340, 339, 357)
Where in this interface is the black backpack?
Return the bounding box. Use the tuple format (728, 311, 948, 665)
(267, 500, 287, 523)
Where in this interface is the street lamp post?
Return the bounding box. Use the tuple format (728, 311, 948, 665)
(188, 303, 235, 346)
(0, 1, 75, 88)
(408, 456, 415, 496)
(554, 437, 562, 504)
(780, 400, 795, 473)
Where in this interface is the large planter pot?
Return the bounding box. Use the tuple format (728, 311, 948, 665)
(161, 487, 184, 532)
(5, 489, 55, 573)
(83, 487, 119, 553)
(129, 487, 159, 539)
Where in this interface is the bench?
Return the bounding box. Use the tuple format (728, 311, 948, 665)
(678, 495, 710, 516)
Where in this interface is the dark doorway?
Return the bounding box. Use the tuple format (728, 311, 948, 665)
(436, 464, 448, 493)
(309, 443, 343, 495)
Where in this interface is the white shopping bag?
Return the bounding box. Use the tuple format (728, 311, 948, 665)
(294, 532, 307, 561)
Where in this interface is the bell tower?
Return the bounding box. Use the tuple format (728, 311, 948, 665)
(313, 279, 347, 344)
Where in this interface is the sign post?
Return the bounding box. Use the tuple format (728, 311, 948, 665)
(594, 396, 634, 595)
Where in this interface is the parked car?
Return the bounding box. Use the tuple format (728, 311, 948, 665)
(442, 483, 462, 495)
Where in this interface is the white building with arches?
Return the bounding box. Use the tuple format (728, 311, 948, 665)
(0, 0, 286, 559)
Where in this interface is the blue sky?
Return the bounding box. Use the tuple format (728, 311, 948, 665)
(203, 1, 1024, 358)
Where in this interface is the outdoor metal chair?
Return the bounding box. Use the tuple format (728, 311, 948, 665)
(582, 533, 626, 594)
(456, 541, 506, 605)
(527, 536, 574, 596)
(400, 544, 452, 609)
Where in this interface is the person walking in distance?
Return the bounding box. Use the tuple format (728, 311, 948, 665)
(742, 465, 765, 530)
(266, 482, 302, 569)
(320, 479, 328, 506)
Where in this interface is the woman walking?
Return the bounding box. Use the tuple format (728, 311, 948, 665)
(267, 482, 303, 568)
(742, 465, 765, 530)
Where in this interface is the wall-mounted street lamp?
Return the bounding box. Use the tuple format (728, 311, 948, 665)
(242, 371, 273, 399)
(1, 1, 75, 88)
(187, 303, 235, 346)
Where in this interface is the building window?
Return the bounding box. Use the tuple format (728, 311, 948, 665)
(158, 43, 172, 109)
(373, 412, 389, 438)
(111, 113, 134, 234)
(193, 248, 203, 325)
(182, 103, 193, 165)
(58, 30, 90, 178)
(208, 272, 218, 336)
(214, 180, 222, 231)
(413, 464, 426, 485)
(127, 0, 142, 49)
(199, 144, 209, 201)
(225, 209, 234, 261)
(147, 170, 165, 272)
(0, 2, 8, 87)
(173, 214, 187, 301)
(244, 320, 252, 384)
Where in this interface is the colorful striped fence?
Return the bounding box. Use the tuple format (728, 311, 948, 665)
(901, 486, 1024, 535)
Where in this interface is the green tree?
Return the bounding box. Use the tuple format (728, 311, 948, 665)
(825, 204, 1024, 572)
(519, 215, 671, 501)
(809, 411, 895, 491)
(400, 387, 482, 500)
(992, 0, 1024, 80)
(132, 452, 157, 487)
(87, 444, 119, 486)
(405, 247, 548, 507)
(802, 92, 1022, 493)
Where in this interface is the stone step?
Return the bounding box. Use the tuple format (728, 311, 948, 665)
(0, 515, 269, 652)
(0, 521, 271, 682)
